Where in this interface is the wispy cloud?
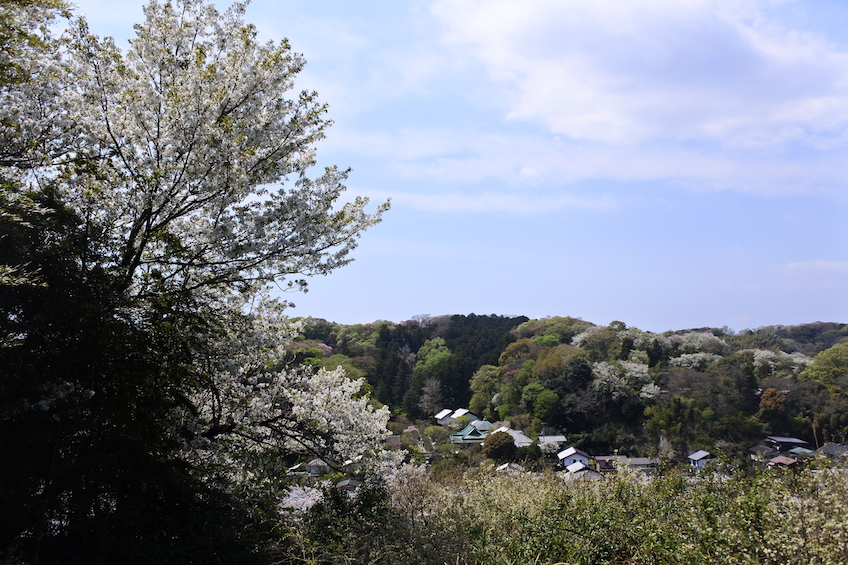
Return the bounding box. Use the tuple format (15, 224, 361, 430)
(359, 190, 617, 214)
(784, 260, 848, 274)
(329, 125, 848, 194)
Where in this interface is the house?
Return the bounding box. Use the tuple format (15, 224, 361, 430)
(766, 436, 808, 452)
(491, 426, 533, 448)
(788, 447, 815, 460)
(749, 444, 775, 461)
(306, 458, 331, 476)
(538, 435, 567, 448)
(564, 461, 601, 480)
(435, 408, 479, 426)
(434, 409, 453, 425)
(385, 435, 402, 449)
(336, 478, 361, 492)
(557, 446, 590, 468)
(768, 455, 798, 468)
(451, 408, 475, 421)
(449, 419, 494, 444)
(594, 455, 657, 474)
(817, 442, 848, 462)
(688, 450, 711, 468)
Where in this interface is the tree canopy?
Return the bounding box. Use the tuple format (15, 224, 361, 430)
(0, 1, 392, 562)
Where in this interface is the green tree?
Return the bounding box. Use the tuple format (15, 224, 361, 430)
(802, 342, 848, 385)
(482, 431, 516, 462)
(533, 389, 559, 421)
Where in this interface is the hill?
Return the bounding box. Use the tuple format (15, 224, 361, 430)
(292, 316, 848, 457)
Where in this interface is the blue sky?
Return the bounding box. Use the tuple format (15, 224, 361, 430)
(72, 0, 848, 332)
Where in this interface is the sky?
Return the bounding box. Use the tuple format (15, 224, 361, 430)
(71, 0, 848, 333)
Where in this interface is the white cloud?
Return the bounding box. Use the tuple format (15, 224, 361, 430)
(329, 124, 848, 193)
(432, 0, 848, 147)
(784, 260, 848, 274)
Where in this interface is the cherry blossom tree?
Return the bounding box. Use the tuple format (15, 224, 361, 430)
(0, 1, 393, 561)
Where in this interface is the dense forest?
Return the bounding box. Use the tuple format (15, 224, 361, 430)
(291, 315, 848, 459)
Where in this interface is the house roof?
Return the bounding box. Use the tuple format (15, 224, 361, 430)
(624, 457, 655, 467)
(769, 455, 798, 466)
(767, 436, 808, 445)
(451, 408, 470, 419)
(306, 458, 329, 467)
(491, 426, 534, 448)
(538, 435, 567, 445)
(435, 409, 453, 420)
(566, 461, 590, 473)
(595, 455, 656, 468)
(450, 419, 494, 443)
(557, 446, 589, 460)
(818, 443, 848, 457)
(688, 450, 711, 461)
(336, 478, 361, 491)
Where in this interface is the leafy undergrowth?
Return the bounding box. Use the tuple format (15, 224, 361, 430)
(275, 463, 848, 565)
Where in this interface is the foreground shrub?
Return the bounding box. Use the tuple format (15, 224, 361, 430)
(270, 463, 848, 564)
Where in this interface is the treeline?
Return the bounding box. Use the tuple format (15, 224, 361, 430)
(295, 314, 528, 412)
(294, 316, 848, 458)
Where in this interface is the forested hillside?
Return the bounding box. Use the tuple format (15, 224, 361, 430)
(292, 316, 848, 459)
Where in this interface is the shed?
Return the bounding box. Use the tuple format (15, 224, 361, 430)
(688, 450, 711, 468)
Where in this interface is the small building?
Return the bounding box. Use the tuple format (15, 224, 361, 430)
(491, 426, 534, 448)
(336, 478, 361, 492)
(538, 435, 567, 448)
(817, 442, 848, 462)
(434, 408, 453, 425)
(435, 408, 479, 426)
(451, 408, 473, 420)
(306, 458, 331, 476)
(750, 444, 774, 460)
(564, 461, 601, 480)
(769, 455, 798, 468)
(688, 450, 711, 468)
(385, 435, 402, 449)
(557, 446, 590, 468)
(449, 419, 494, 444)
(788, 446, 816, 460)
(766, 436, 808, 452)
(595, 455, 657, 474)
